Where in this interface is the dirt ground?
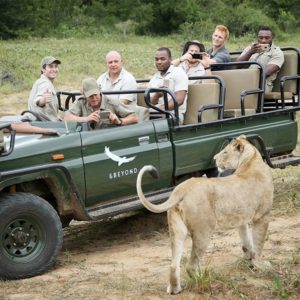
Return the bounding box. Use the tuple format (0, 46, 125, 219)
(0, 170, 299, 300)
(0, 207, 299, 300)
(1, 95, 300, 300)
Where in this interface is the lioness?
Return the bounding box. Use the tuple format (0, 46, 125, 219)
(136, 135, 273, 294)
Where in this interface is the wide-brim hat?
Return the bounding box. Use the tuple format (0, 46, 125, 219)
(182, 40, 205, 55)
(82, 78, 101, 98)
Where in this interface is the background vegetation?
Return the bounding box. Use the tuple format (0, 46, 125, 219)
(0, 0, 299, 39)
(0, 0, 299, 104)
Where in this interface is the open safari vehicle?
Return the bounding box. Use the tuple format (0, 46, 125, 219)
(0, 47, 299, 280)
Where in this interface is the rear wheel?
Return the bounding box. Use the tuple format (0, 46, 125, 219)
(0, 192, 63, 280)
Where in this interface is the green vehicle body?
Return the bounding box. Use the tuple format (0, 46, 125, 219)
(1, 112, 297, 215)
(0, 56, 300, 280)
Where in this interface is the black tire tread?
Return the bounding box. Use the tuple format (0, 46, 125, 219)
(0, 192, 63, 280)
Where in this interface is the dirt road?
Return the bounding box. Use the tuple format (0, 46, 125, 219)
(1, 201, 300, 299)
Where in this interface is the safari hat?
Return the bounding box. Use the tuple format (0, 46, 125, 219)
(182, 40, 205, 55)
(40, 56, 61, 69)
(82, 78, 101, 98)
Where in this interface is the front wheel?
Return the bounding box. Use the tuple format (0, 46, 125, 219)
(0, 193, 63, 280)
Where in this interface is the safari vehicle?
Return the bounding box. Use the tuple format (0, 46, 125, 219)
(0, 52, 300, 280)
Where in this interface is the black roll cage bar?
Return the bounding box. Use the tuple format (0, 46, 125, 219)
(56, 61, 267, 124)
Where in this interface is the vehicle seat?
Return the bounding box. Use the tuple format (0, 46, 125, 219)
(184, 83, 220, 124)
(264, 51, 299, 109)
(134, 105, 149, 122)
(213, 68, 261, 117)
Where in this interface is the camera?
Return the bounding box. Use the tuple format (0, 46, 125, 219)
(191, 53, 203, 59)
(260, 44, 270, 52)
(99, 110, 110, 119)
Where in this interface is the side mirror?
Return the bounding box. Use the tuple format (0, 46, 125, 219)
(0, 123, 16, 157)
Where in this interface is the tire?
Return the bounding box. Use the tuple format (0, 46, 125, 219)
(0, 192, 63, 280)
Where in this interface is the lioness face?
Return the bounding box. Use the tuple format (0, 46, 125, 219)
(214, 137, 246, 172)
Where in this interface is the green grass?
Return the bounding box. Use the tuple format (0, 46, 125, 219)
(0, 33, 299, 95)
(183, 254, 300, 299)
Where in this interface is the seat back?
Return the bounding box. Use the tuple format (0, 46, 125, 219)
(184, 83, 220, 124)
(137, 91, 148, 107)
(272, 52, 298, 93)
(212, 68, 260, 111)
(134, 105, 149, 122)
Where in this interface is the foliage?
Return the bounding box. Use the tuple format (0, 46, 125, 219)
(0, 0, 299, 39)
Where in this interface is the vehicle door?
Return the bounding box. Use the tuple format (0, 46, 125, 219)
(81, 119, 173, 207)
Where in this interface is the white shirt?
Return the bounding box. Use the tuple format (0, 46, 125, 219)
(148, 65, 188, 123)
(97, 68, 137, 105)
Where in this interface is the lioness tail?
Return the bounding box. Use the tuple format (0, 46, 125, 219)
(136, 165, 183, 213)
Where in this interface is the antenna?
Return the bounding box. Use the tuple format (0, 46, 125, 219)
(64, 119, 70, 134)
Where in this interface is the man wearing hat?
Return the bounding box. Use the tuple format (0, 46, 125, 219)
(64, 78, 138, 128)
(27, 56, 62, 121)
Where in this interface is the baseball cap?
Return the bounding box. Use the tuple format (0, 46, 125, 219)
(40, 56, 61, 69)
(82, 78, 101, 98)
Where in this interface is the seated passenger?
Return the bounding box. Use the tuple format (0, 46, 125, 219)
(172, 40, 212, 84)
(27, 56, 62, 121)
(64, 78, 138, 128)
(206, 25, 230, 65)
(236, 25, 284, 93)
(148, 47, 188, 124)
(96, 51, 137, 107)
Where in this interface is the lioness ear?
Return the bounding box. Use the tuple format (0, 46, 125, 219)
(238, 134, 247, 140)
(235, 140, 244, 152)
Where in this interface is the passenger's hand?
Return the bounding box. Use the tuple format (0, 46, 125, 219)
(180, 52, 193, 62)
(86, 111, 100, 123)
(249, 42, 262, 54)
(151, 92, 163, 105)
(200, 53, 211, 69)
(38, 88, 52, 107)
(43, 88, 52, 103)
(109, 113, 122, 125)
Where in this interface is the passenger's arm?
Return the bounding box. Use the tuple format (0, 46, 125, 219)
(64, 111, 100, 123)
(162, 90, 186, 111)
(120, 77, 138, 105)
(109, 113, 138, 125)
(266, 64, 280, 77)
(172, 53, 192, 66)
(10, 123, 57, 134)
(236, 43, 261, 62)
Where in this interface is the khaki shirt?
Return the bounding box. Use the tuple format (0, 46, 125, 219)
(97, 68, 137, 106)
(241, 43, 284, 92)
(179, 61, 205, 84)
(27, 74, 60, 121)
(67, 96, 136, 128)
(148, 65, 188, 124)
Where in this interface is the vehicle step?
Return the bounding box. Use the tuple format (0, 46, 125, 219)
(86, 188, 172, 219)
(270, 154, 300, 169)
